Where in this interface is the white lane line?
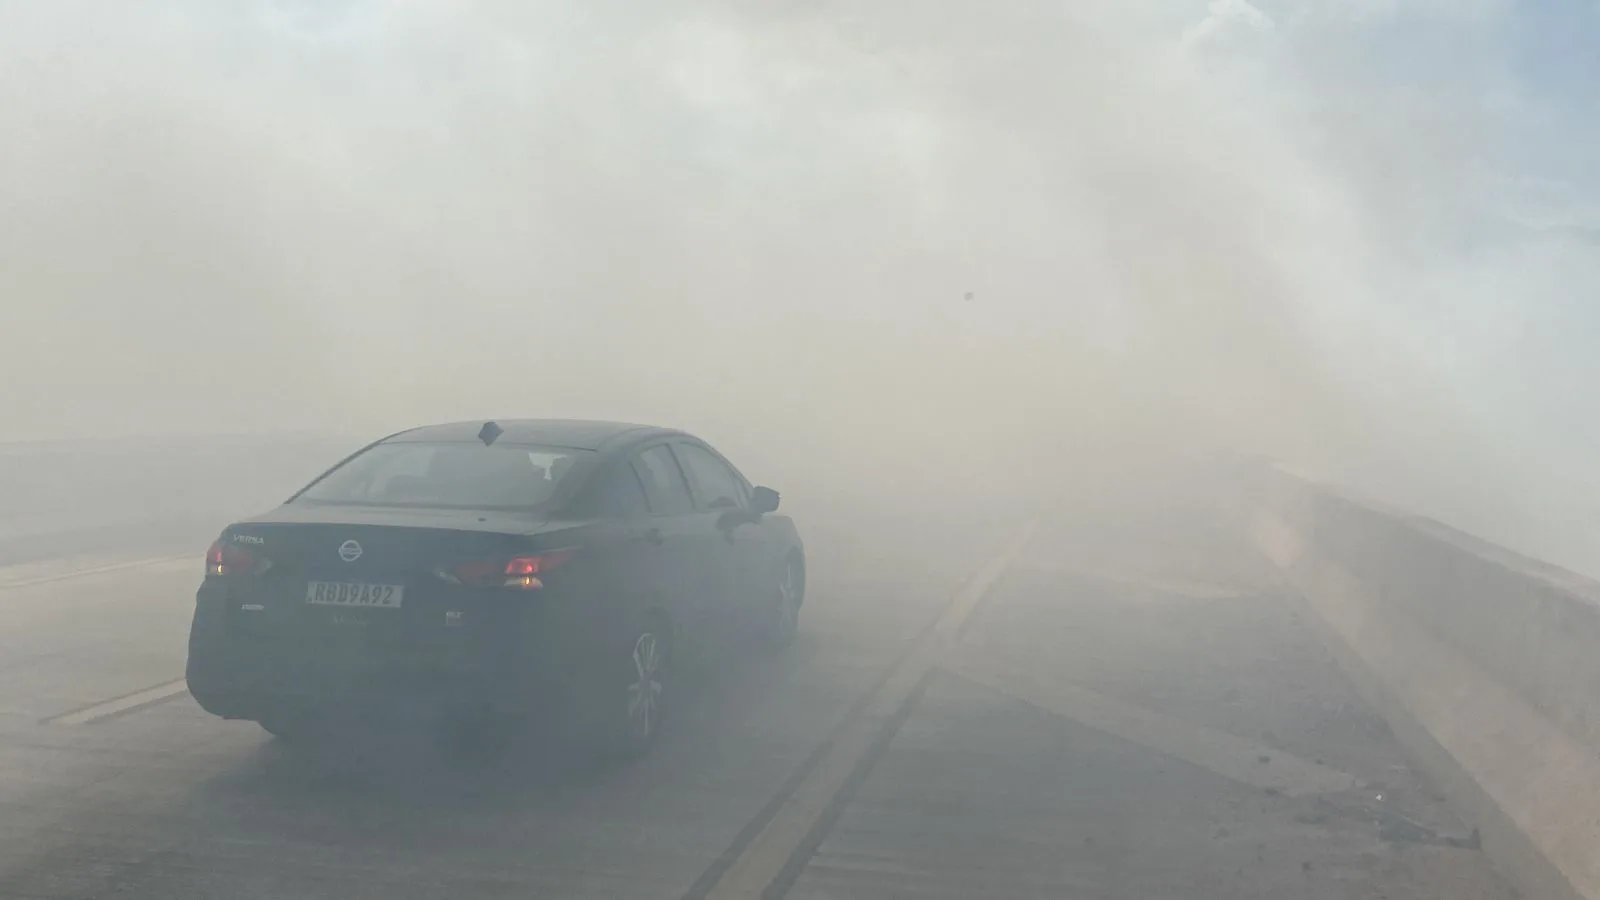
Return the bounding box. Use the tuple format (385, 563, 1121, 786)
(946, 651, 1359, 797)
(44, 679, 189, 726)
(696, 522, 1037, 900)
(0, 555, 191, 591)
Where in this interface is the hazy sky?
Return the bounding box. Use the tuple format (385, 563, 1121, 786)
(1, 1, 1596, 565)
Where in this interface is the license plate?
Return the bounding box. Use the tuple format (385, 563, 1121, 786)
(305, 581, 405, 608)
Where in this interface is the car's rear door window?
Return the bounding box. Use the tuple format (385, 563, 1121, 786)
(674, 443, 748, 510)
(294, 442, 588, 509)
(581, 462, 651, 518)
(634, 445, 694, 515)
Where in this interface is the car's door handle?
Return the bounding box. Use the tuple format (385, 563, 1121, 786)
(638, 528, 665, 546)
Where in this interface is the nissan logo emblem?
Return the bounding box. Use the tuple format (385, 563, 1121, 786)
(338, 540, 363, 563)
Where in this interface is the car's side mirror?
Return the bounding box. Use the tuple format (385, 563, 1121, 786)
(750, 486, 780, 515)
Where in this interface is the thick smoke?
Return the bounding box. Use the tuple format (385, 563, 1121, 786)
(1, 2, 1595, 570)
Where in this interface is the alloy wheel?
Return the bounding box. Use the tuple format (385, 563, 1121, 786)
(626, 631, 664, 740)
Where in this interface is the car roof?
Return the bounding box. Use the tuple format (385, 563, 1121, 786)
(385, 419, 684, 452)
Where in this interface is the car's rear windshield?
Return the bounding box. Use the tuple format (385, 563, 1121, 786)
(293, 442, 591, 510)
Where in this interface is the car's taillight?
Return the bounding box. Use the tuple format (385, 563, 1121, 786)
(436, 550, 573, 590)
(205, 541, 268, 577)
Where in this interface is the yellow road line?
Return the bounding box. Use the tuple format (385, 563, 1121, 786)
(0, 555, 190, 591)
(695, 523, 1036, 900)
(45, 679, 190, 726)
(1012, 560, 1247, 599)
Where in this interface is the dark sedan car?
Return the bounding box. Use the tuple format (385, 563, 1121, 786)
(186, 419, 805, 758)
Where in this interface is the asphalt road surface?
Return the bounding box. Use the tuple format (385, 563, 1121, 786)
(0, 498, 1517, 899)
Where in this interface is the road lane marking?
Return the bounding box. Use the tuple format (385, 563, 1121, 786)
(689, 522, 1037, 900)
(1012, 560, 1246, 599)
(44, 678, 189, 726)
(945, 651, 1359, 797)
(0, 555, 191, 591)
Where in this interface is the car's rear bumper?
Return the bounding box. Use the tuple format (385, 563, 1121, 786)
(185, 645, 566, 722)
(185, 580, 605, 724)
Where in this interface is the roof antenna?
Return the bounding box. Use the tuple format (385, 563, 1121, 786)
(478, 421, 503, 446)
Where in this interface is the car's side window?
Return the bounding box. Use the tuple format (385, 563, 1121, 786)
(674, 443, 747, 511)
(581, 462, 650, 518)
(634, 445, 695, 516)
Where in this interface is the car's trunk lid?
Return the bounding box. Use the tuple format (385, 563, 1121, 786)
(230, 516, 533, 580)
(217, 505, 543, 662)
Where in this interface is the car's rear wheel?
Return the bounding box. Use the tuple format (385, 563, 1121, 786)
(589, 625, 669, 761)
(765, 556, 804, 647)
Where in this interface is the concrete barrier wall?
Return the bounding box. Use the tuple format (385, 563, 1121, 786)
(1252, 465, 1600, 900)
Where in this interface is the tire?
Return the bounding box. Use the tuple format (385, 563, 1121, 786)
(589, 623, 669, 761)
(763, 555, 805, 647)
